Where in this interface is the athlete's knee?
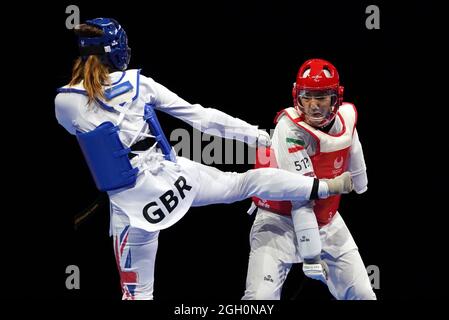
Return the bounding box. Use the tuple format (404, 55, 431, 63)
(292, 208, 321, 260)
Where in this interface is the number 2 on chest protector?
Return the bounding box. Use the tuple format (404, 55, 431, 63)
(142, 176, 192, 223)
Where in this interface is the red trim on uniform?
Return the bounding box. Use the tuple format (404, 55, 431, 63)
(121, 268, 138, 284)
(252, 146, 293, 215)
(326, 112, 346, 137)
(274, 109, 286, 124)
(303, 171, 316, 177)
(120, 233, 129, 257)
(290, 106, 350, 139)
(114, 233, 138, 300)
(288, 145, 305, 153)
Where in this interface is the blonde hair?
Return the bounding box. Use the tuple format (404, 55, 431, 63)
(69, 24, 111, 104)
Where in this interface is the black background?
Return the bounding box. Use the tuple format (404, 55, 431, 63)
(11, 0, 445, 303)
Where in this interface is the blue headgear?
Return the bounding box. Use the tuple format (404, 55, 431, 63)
(78, 18, 131, 71)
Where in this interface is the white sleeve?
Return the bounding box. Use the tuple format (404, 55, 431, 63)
(54, 93, 79, 135)
(272, 116, 316, 208)
(348, 129, 368, 194)
(142, 75, 259, 144)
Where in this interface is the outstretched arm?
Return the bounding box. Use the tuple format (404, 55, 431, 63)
(146, 76, 268, 145)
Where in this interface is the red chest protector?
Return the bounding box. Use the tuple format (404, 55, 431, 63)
(252, 103, 357, 227)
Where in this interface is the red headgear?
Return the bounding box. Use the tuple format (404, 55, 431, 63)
(292, 59, 344, 127)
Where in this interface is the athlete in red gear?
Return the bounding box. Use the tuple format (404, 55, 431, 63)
(243, 59, 376, 300)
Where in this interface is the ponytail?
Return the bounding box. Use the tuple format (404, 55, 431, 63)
(69, 24, 111, 104)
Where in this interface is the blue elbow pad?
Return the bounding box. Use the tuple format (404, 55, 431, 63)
(76, 122, 138, 191)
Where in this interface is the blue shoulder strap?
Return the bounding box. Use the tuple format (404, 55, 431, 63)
(144, 104, 176, 162)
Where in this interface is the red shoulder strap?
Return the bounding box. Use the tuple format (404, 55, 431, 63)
(274, 109, 288, 124)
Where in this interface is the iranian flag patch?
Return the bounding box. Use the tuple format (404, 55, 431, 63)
(286, 137, 305, 153)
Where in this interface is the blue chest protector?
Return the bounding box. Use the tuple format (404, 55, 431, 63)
(76, 122, 138, 191)
(60, 71, 174, 191)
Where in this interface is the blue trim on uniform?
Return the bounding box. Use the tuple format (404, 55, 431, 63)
(57, 88, 87, 95)
(104, 81, 133, 100)
(111, 71, 126, 85)
(127, 285, 136, 295)
(132, 69, 141, 102)
(95, 98, 116, 112)
(144, 103, 175, 161)
(96, 70, 140, 110)
(56, 87, 114, 113)
(120, 225, 130, 243)
(125, 250, 132, 268)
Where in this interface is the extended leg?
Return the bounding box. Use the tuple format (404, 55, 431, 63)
(191, 163, 350, 206)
